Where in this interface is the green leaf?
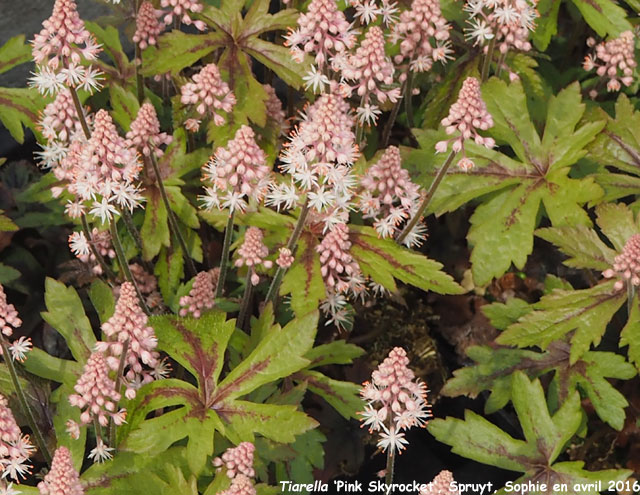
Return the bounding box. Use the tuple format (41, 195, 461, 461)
(570, 0, 632, 38)
(110, 85, 140, 131)
(621, 294, 640, 371)
(433, 371, 629, 489)
(536, 226, 616, 270)
(482, 298, 532, 330)
(595, 202, 639, 252)
(0, 87, 44, 144)
(221, 401, 317, 443)
(428, 409, 535, 472)
(587, 94, 640, 178)
(0, 211, 18, 231)
(213, 311, 317, 402)
(141, 31, 225, 76)
(532, 0, 561, 50)
(0, 263, 20, 285)
(304, 341, 364, 368)
(0, 35, 32, 74)
(89, 279, 116, 324)
(350, 226, 463, 295)
(22, 348, 80, 386)
(295, 370, 363, 419)
(151, 311, 235, 390)
(497, 282, 626, 363)
(41, 278, 96, 362)
(141, 187, 170, 260)
(155, 245, 184, 309)
(51, 384, 87, 470)
(280, 234, 326, 316)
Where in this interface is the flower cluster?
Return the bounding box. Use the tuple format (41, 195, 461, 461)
(133, 2, 165, 50)
(0, 286, 21, 338)
(463, 0, 538, 54)
(96, 282, 161, 398)
(68, 228, 116, 274)
(276, 247, 295, 268)
(391, 0, 452, 73)
(0, 394, 34, 481)
(284, 0, 357, 68)
(435, 77, 495, 171)
(270, 94, 359, 229)
(126, 102, 173, 157)
(69, 351, 126, 428)
(263, 84, 287, 132)
(603, 233, 640, 291)
(235, 228, 273, 286)
(350, 0, 399, 26)
(179, 269, 220, 318)
(340, 27, 401, 125)
(30, 0, 103, 96)
(583, 31, 637, 92)
(180, 63, 236, 124)
(316, 223, 363, 295)
(213, 443, 256, 495)
(360, 347, 430, 455)
(160, 0, 206, 31)
(359, 146, 422, 240)
(37, 447, 84, 495)
(200, 125, 270, 213)
(420, 471, 460, 495)
(55, 110, 144, 223)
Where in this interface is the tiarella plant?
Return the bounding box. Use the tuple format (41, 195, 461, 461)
(0, 0, 638, 492)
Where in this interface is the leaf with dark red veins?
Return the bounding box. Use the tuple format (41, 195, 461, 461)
(141, 186, 170, 260)
(350, 226, 463, 295)
(0, 35, 31, 74)
(0, 87, 44, 144)
(295, 370, 363, 419)
(431, 372, 631, 493)
(151, 311, 235, 395)
(498, 281, 626, 363)
(217, 400, 318, 443)
(213, 311, 318, 403)
(141, 31, 226, 77)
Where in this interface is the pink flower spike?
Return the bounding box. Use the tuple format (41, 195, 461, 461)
(585, 31, 637, 93)
(420, 470, 460, 495)
(316, 223, 363, 294)
(438, 77, 494, 163)
(179, 269, 219, 318)
(201, 125, 270, 213)
(38, 446, 84, 495)
(276, 247, 295, 268)
(161, 0, 205, 30)
(68, 352, 124, 427)
(133, 2, 165, 50)
(212, 442, 255, 479)
(100, 282, 160, 397)
(0, 285, 21, 338)
(180, 64, 235, 122)
(235, 228, 273, 286)
(0, 394, 34, 482)
(603, 233, 640, 291)
(126, 102, 173, 157)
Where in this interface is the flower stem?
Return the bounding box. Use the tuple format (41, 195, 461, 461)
(385, 449, 396, 494)
(265, 203, 310, 306)
(109, 218, 150, 315)
(481, 38, 497, 82)
(120, 208, 144, 255)
(404, 71, 415, 128)
(81, 214, 116, 280)
(396, 149, 456, 245)
(381, 76, 408, 148)
(215, 209, 236, 298)
(69, 86, 91, 140)
(236, 271, 253, 330)
(134, 0, 144, 104)
(148, 153, 197, 278)
(108, 338, 129, 449)
(0, 339, 52, 465)
(627, 282, 635, 317)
